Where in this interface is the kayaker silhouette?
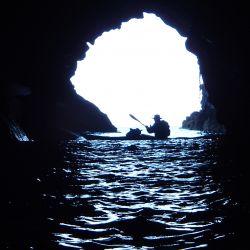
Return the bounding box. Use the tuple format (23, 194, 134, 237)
(146, 114, 170, 139)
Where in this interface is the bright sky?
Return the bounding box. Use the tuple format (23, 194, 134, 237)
(71, 13, 201, 131)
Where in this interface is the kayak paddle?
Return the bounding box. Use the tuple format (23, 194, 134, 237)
(129, 114, 147, 127)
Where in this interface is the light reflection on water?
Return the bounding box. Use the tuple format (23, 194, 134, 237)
(53, 136, 232, 249)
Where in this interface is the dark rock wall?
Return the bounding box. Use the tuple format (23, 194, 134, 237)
(1, 1, 249, 143)
(183, 2, 250, 141)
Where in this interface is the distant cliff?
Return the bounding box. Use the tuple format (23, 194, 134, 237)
(182, 83, 225, 133)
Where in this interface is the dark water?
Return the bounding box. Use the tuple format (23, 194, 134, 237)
(2, 135, 249, 249)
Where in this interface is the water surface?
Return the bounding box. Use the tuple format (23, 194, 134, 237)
(3, 132, 246, 249)
(54, 135, 231, 249)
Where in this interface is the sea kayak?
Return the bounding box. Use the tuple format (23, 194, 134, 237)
(83, 133, 156, 140)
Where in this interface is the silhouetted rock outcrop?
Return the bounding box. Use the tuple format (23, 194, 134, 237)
(19, 93, 117, 141)
(182, 83, 225, 133)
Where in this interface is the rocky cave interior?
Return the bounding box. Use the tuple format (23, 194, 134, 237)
(2, 2, 250, 248)
(1, 1, 250, 162)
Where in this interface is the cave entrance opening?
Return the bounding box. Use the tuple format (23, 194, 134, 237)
(71, 12, 202, 133)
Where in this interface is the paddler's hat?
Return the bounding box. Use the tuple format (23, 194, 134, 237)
(153, 114, 161, 120)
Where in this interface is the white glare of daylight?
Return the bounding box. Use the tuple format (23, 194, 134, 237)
(71, 12, 201, 131)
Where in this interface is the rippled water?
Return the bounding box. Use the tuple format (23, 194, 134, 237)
(53, 136, 231, 249)
(4, 134, 248, 249)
